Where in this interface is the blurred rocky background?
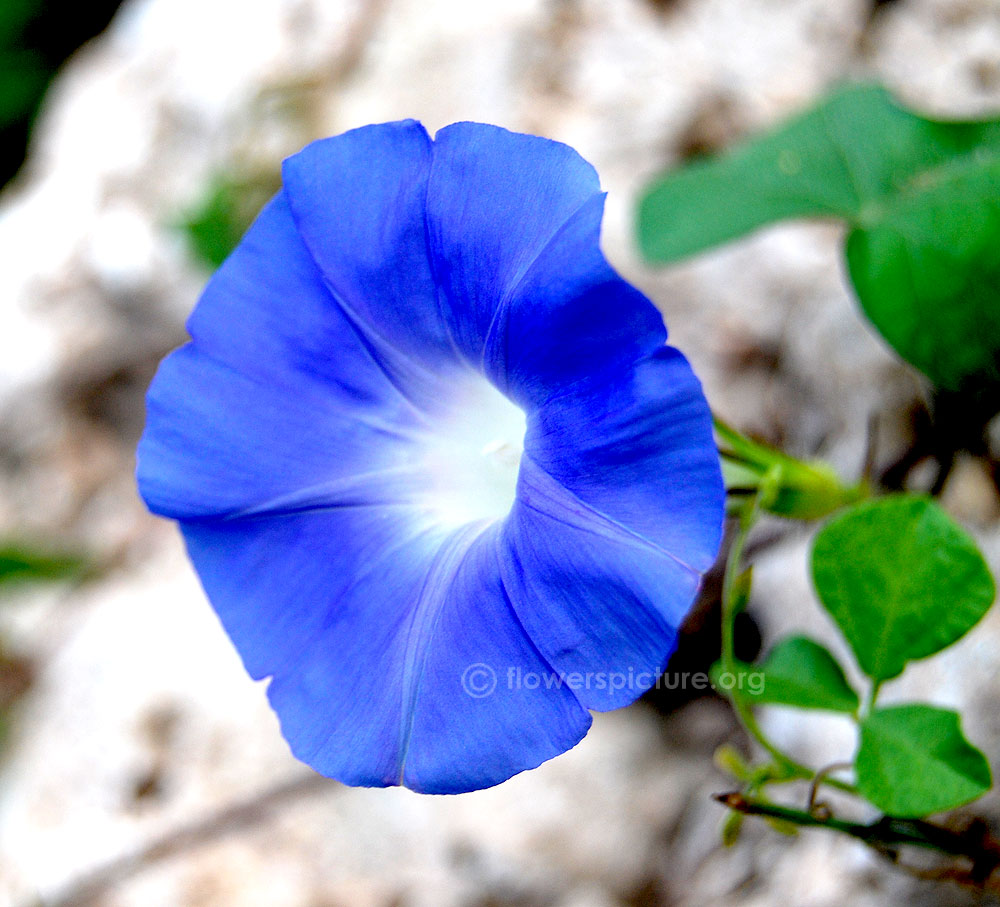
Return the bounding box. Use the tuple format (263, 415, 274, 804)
(1, 0, 1000, 905)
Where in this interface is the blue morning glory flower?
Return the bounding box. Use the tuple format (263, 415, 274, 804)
(137, 121, 724, 794)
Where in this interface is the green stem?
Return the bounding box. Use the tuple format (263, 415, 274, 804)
(721, 494, 799, 773)
(716, 792, 1000, 871)
(864, 680, 883, 718)
(719, 493, 757, 673)
(720, 489, 857, 795)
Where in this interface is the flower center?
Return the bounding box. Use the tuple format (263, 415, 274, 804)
(417, 378, 527, 528)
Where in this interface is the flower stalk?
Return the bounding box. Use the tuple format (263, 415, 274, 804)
(716, 417, 867, 521)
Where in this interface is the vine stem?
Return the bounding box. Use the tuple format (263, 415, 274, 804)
(716, 792, 1000, 887)
(713, 429, 1000, 884)
(864, 679, 883, 717)
(719, 487, 856, 794)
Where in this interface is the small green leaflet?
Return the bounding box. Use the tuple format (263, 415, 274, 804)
(637, 83, 1000, 399)
(718, 636, 858, 714)
(811, 495, 995, 681)
(857, 704, 991, 817)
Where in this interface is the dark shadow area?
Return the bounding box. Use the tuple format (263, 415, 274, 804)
(1, 0, 126, 189)
(643, 531, 763, 716)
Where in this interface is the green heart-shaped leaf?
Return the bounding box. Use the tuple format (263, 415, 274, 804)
(811, 495, 995, 681)
(857, 704, 991, 817)
(637, 83, 1000, 398)
(717, 636, 859, 713)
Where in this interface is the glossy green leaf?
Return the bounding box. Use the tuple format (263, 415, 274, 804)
(720, 636, 859, 713)
(857, 704, 991, 817)
(811, 495, 995, 680)
(637, 83, 1000, 397)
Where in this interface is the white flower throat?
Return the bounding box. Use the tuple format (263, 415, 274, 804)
(418, 379, 527, 528)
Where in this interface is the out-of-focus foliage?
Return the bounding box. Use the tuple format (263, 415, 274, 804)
(181, 171, 281, 269)
(0, 541, 84, 589)
(638, 84, 1000, 404)
(0, 0, 126, 188)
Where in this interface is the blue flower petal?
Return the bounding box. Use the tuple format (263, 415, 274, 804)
(425, 123, 602, 363)
(183, 515, 590, 793)
(399, 524, 591, 793)
(485, 193, 667, 407)
(500, 456, 701, 711)
(185, 192, 408, 404)
(181, 506, 430, 684)
(183, 510, 438, 787)
(528, 346, 724, 573)
(138, 343, 420, 521)
(463, 169, 723, 567)
(281, 120, 466, 385)
(137, 192, 433, 520)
